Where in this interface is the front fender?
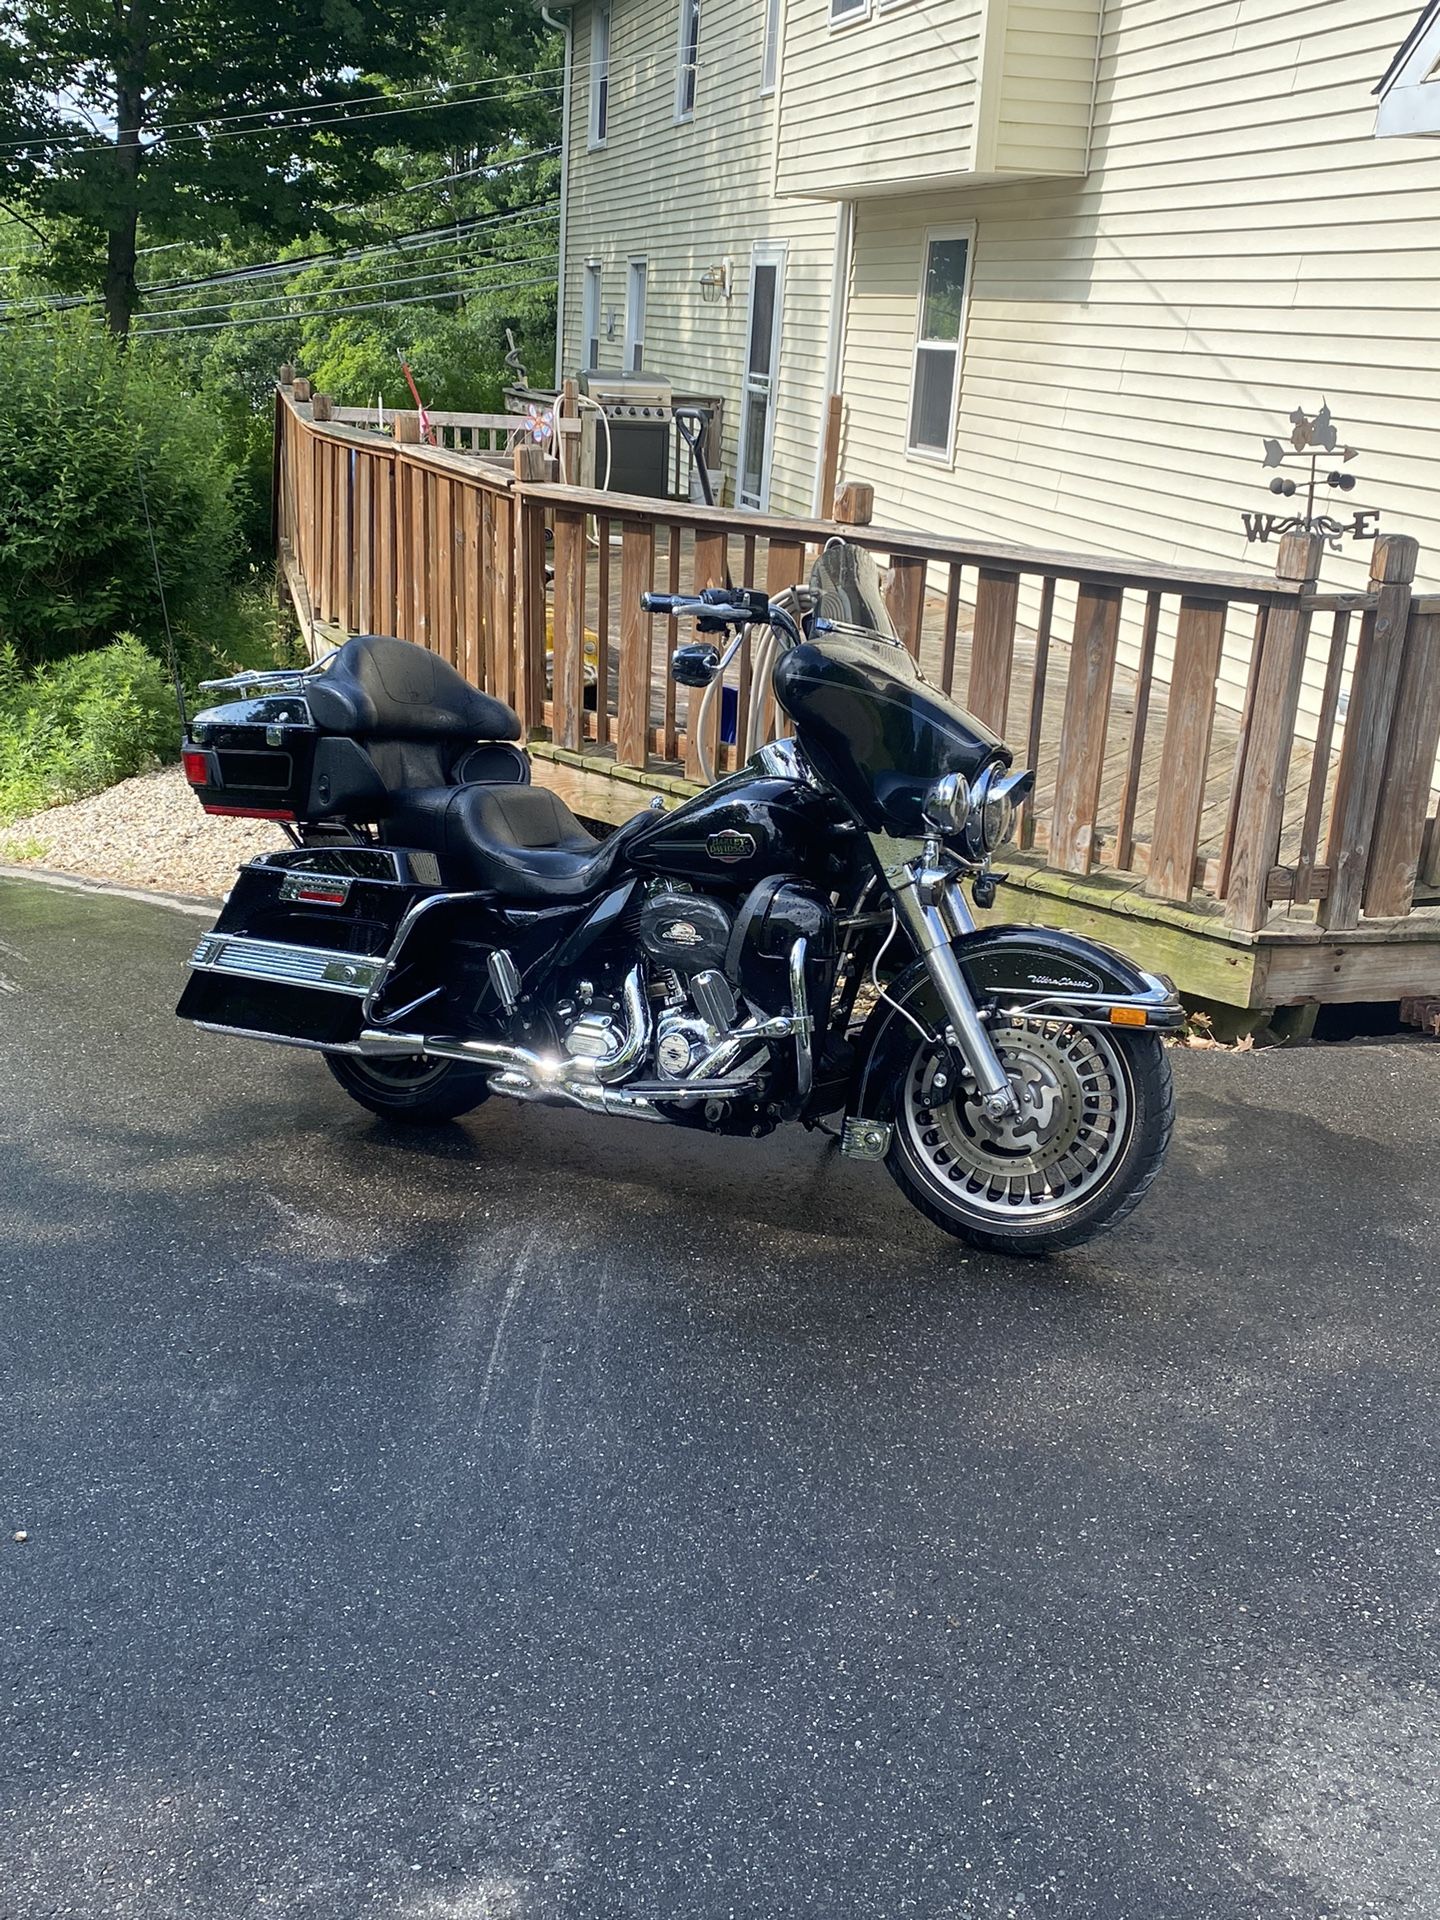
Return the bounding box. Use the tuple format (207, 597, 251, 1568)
(847, 923, 1183, 1121)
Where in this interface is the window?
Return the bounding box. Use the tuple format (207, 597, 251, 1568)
(625, 259, 647, 372)
(588, 6, 610, 147)
(907, 228, 972, 460)
(581, 262, 602, 370)
(676, 0, 701, 118)
(830, 0, 868, 25)
(761, 0, 780, 93)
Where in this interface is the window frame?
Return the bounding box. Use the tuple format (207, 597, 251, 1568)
(675, 0, 701, 121)
(904, 222, 975, 468)
(760, 0, 781, 95)
(624, 257, 648, 374)
(581, 260, 603, 371)
(588, 4, 611, 149)
(828, 0, 870, 33)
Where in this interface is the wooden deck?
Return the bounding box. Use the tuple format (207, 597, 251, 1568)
(272, 380, 1440, 1012)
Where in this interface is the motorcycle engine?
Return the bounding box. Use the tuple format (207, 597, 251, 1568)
(637, 887, 733, 977)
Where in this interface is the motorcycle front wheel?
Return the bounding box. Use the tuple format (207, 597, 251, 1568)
(885, 1014, 1173, 1256)
(325, 1052, 491, 1123)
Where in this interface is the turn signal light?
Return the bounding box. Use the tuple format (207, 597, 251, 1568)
(182, 748, 210, 786)
(1108, 1005, 1147, 1027)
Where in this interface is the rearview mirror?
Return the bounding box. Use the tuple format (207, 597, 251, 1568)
(671, 643, 721, 688)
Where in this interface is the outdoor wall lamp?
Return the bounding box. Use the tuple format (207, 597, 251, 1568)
(699, 259, 733, 303)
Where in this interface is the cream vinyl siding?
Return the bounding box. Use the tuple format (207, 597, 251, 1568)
(560, 0, 836, 514)
(834, 0, 1440, 712)
(774, 0, 1101, 198)
(776, 0, 986, 197)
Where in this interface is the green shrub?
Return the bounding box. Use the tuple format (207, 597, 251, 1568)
(0, 636, 179, 822)
(0, 315, 242, 666)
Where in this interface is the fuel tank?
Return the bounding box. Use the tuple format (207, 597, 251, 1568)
(624, 770, 846, 890)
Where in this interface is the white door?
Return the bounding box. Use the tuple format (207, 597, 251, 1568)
(735, 244, 785, 511)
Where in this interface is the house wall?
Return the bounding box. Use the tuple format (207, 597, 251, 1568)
(774, 0, 987, 197)
(559, 0, 838, 515)
(833, 0, 1440, 663)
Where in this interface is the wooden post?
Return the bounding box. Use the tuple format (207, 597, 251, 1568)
(967, 568, 1020, 735)
(1224, 533, 1323, 931)
(817, 393, 843, 525)
(1146, 596, 1228, 901)
(393, 411, 423, 445)
(278, 363, 295, 388)
(1362, 597, 1440, 918)
(885, 558, 926, 658)
(557, 378, 579, 486)
(1048, 582, 1125, 874)
(311, 393, 333, 422)
(832, 481, 873, 526)
(1320, 533, 1419, 927)
(292, 378, 312, 403)
(513, 443, 549, 727)
(618, 522, 657, 768)
(685, 530, 728, 779)
(551, 508, 588, 750)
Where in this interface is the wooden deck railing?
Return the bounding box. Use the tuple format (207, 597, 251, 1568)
(274, 377, 1440, 937)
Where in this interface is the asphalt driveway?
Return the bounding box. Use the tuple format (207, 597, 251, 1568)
(1, 874, 1437, 1920)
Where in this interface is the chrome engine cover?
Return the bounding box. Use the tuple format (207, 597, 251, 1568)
(563, 1009, 624, 1066)
(655, 1013, 715, 1080)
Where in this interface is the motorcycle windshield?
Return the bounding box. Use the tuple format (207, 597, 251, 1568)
(774, 540, 1007, 837)
(808, 541, 901, 647)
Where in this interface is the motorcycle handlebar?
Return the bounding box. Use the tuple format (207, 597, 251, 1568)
(640, 589, 766, 624)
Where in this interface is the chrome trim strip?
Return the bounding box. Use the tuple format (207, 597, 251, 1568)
(189, 933, 384, 996)
(192, 1020, 365, 1054)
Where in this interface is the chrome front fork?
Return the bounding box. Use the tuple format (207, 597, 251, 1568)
(887, 856, 1020, 1123)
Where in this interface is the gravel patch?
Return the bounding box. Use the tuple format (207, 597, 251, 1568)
(0, 766, 286, 899)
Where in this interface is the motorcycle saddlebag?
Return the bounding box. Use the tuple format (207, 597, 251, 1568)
(175, 846, 441, 1047)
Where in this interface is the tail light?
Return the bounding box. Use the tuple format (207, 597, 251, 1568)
(182, 748, 210, 787)
(201, 803, 298, 821)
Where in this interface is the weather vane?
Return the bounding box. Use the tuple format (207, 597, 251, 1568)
(1240, 402, 1379, 552)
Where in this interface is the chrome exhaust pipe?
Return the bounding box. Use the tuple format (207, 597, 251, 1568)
(357, 966, 655, 1093)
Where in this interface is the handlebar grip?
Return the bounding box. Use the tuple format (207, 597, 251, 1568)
(641, 592, 682, 615)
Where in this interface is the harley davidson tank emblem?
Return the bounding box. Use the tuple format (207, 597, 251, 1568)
(706, 830, 756, 863)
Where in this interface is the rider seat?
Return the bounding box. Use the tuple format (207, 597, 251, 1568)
(381, 784, 649, 901)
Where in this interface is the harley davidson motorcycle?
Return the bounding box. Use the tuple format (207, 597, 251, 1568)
(177, 542, 1181, 1254)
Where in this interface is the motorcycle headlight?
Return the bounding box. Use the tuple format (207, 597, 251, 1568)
(921, 771, 971, 835)
(969, 764, 1034, 855)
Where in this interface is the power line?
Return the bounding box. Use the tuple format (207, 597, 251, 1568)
(0, 79, 561, 155)
(349, 143, 560, 207)
(128, 273, 555, 338)
(0, 200, 559, 315)
(0, 70, 562, 153)
(137, 250, 558, 323)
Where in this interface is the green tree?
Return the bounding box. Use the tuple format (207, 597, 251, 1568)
(0, 315, 240, 662)
(0, 0, 550, 335)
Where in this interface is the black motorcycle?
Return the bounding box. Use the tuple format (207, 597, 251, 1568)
(177, 541, 1181, 1255)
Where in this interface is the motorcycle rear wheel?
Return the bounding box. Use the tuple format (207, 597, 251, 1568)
(885, 1015, 1173, 1256)
(324, 1052, 491, 1123)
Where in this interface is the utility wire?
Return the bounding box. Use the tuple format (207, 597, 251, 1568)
(136, 251, 559, 323)
(350, 144, 560, 207)
(128, 273, 555, 338)
(0, 80, 561, 155)
(0, 201, 559, 315)
(0, 71, 563, 152)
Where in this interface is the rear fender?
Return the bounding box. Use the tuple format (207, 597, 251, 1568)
(847, 923, 1183, 1120)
